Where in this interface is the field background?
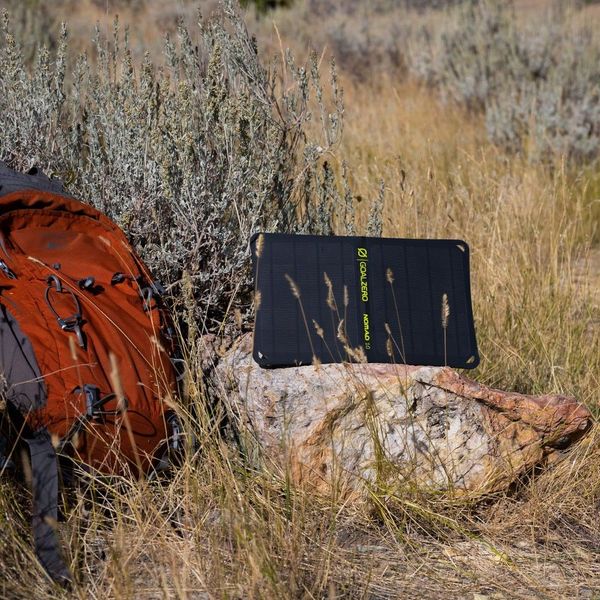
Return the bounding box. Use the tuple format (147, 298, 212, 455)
(0, 0, 599, 598)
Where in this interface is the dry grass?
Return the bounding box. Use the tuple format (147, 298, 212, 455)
(2, 73, 598, 599)
(337, 75, 599, 407)
(0, 1, 599, 599)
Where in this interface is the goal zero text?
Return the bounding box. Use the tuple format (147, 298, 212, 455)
(357, 247, 371, 350)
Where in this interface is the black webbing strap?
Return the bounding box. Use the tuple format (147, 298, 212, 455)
(24, 434, 72, 585)
(1, 303, 72, 585)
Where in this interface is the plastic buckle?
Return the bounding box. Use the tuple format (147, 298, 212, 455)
(78, 276, 95, 290)
(45, 277, 85, 348)
(167, 413, 182, 452)
(77, 384, 127, 422)
(141, 280, 166, 310)
(82, 384, 101, 420)
(111, 272, 126, 285)
(58, 316, 85, 348)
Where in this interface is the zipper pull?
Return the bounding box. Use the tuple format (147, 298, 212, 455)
(0, 259, 16, 279)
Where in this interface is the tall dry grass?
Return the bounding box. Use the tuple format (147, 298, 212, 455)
(337, 77, 599, 409)
(0, 1, 599, 599)
(1, 73, 598, 599)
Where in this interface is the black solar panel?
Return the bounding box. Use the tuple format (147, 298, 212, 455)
(251, 233, 479, 369)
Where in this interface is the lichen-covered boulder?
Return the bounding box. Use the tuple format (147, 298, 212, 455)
(211, 334, 592, 496)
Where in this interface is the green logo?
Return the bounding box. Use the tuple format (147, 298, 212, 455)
(357, 247, 371, 350)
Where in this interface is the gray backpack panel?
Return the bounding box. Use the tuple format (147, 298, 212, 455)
(0, 161, 68, 198)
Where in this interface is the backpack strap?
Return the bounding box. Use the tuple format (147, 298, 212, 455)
(24, 432, 72, 585)
(4, 402, 72, 586)
(0, 303, 70, 582)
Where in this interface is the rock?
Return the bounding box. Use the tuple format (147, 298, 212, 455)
(212, 333, 592, 496)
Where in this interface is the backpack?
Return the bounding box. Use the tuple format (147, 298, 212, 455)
(0, 162, 180, 584)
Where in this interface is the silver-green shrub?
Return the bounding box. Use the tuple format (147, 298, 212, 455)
(409, 1, 600, 161)
(0, 2, 346, 324)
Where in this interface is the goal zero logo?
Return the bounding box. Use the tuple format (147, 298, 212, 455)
(357, 247, 371, 350)
(358, 250, 369, 302)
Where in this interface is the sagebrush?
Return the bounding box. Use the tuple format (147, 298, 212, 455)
(0, 1, 354, 329)
(409, 0, 600, 161)
(260, 0, 600, 162)
(0, 1, 598, 598)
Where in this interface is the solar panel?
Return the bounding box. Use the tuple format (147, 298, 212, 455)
(251, 233, 479, 369)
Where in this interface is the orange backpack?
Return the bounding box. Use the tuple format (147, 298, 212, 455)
(0, 163, 179, 583)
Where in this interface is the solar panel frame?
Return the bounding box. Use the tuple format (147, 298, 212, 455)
(251, 233, 479, 369)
